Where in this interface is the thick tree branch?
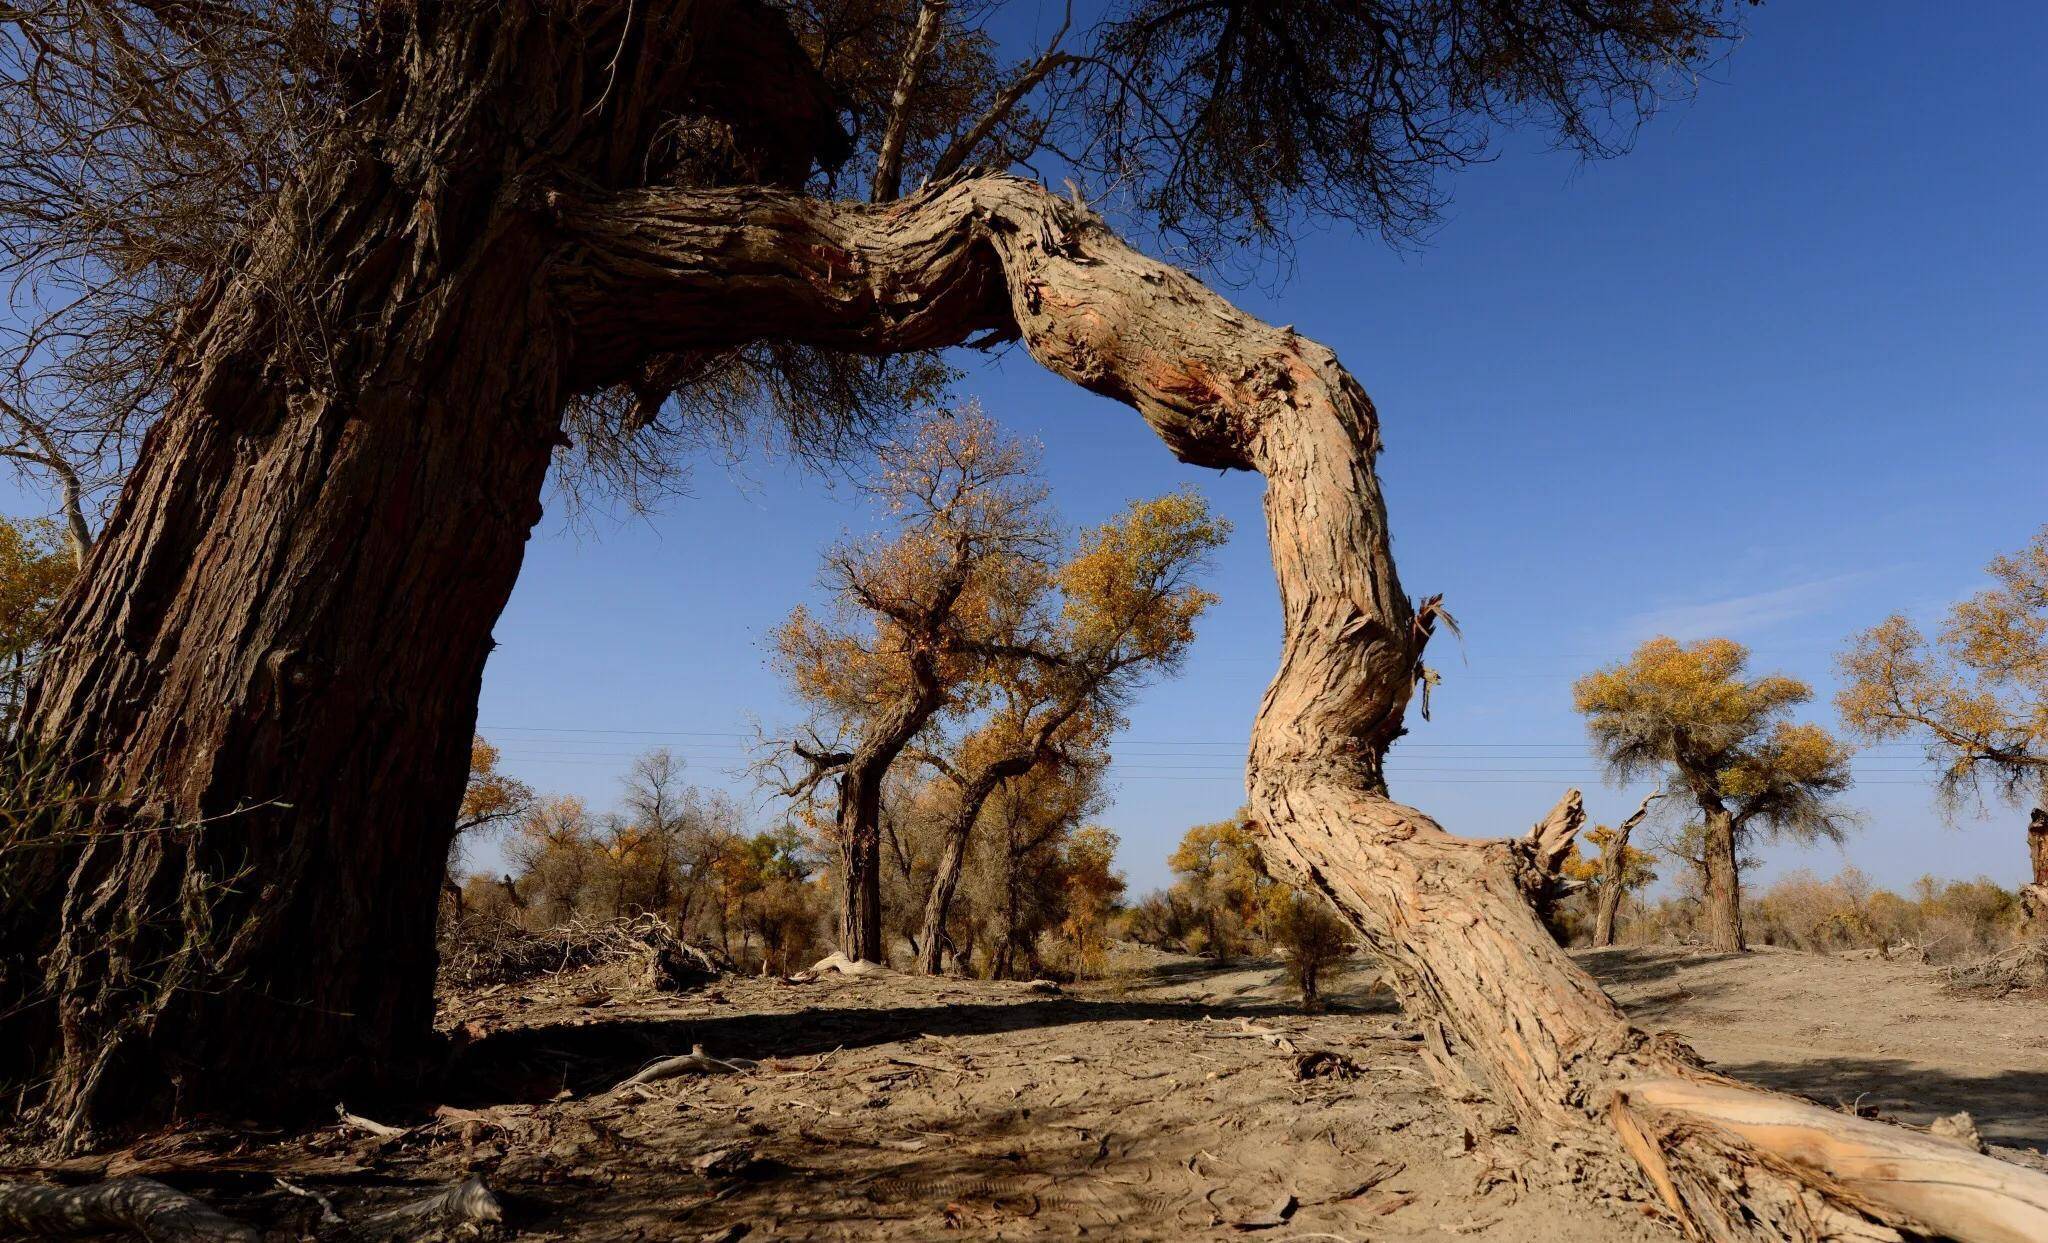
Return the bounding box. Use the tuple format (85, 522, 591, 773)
(548, 171, 2048, 1241)
(871, 0, 949, 202)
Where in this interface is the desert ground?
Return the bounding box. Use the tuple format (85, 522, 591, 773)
(6, 944, 2039, 1242)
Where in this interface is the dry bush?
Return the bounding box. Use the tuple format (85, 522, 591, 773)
(1273, 893, 1354, 1011)
(1604, 867, 2025, 967)
(1117, 889, 1203, 951)
(1943, 941, 2048, 998)
(437, 913, 729, 992)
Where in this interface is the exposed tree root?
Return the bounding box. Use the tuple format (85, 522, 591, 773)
(615, 1045, 756, 1091)
(0, 1177, 257, 1241)
(354, 1176, 503, 1239)
(1619, 1079, 2048, 1243)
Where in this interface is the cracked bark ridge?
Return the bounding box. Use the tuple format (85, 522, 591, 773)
(5, 6, 2043, 1229)
(1, 0, 844, 1148)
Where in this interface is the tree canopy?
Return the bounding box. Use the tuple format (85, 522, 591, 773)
(1838, 525, 2048, 811)
(0, 0, 1749, 512)
(1575, 636, 1855, 845)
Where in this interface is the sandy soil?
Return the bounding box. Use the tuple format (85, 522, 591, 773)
(3, 945, 2042, 1241)
(1577, 944, 2048, 1152)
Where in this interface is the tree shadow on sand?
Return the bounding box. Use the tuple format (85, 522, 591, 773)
(1715, 1055, 2048, 1152)
(442, 993, 1393, 1106)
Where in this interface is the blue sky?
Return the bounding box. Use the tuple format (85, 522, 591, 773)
(7, 3, 2045, 896)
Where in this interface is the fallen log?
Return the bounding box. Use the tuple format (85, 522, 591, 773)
(0, 1178, 257, 1242)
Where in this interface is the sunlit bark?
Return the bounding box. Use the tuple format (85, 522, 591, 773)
(558, 172, 2048, 1241)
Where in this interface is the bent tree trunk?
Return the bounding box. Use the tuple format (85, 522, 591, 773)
(1700, 805, 1746, 952)
(915, 806, 980, 975)
(1595, 792, 1662, 948)
(917, 757, 1034, 975)
(0, 0, 839, 1147)
(2024, 805, 2048, 938)
(827, 671, 949, 964)
(555, 175, 2048, 1239)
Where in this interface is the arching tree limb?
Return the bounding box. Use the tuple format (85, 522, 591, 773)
(554, 172, 2048, 1240)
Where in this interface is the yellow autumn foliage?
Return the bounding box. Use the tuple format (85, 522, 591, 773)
(1838, 525, 2047, 808)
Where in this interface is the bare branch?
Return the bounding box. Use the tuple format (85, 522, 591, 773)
(925, 1, 1077, 186)
(872, 0, 951, 202)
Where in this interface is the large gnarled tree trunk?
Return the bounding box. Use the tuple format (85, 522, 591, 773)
(7, 7, 2046, 1235)
(0, 0, 839, 1148)
(553, 174, 2048, 1240)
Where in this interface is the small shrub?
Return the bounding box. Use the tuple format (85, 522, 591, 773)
(1274, 893, 1352, 1011)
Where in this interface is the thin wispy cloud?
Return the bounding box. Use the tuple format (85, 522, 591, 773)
(1621, 570, 1880, 642)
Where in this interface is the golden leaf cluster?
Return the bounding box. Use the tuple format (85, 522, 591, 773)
(1837, 525, 2047, 807)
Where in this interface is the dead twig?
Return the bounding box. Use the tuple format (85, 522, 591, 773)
(615, 1044, 756, 1090)
(335, 1105, 407, 1139)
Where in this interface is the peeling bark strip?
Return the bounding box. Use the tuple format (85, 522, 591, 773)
(554, 173, 2048, 1240)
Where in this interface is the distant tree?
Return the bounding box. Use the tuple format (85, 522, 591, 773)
(971, 762, 1108, 980)
(0, 517, 75, 730)
(909, 489, 1226, 973)
(440, 735, 536, 916)
(1562, 791, 1664, 948)
(1055, 825, 1126, 979)
(619, 748, 693, 916)
(1168, 812, 1284, 959)
(771, 406, 1053, 963)
(506, 796, 600, 927)
(1273, 892, 1352, 1011)
(458, 737, 537, 837)
(1838, 526, 2048, 934)
(1574, 638, 1855, 952)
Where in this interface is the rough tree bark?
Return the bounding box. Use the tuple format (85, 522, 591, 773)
(1700, 803, 1747, 952)
(1594, 792, 1663, 949)
(552, 174, 2048, 1239)
(829, 681, 946, 963)
(8, 5, 2045, 1232)
(1, 0, 841, 1147)
(914, 755, 1030, 974)
(2024, 805, 2048, 938)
